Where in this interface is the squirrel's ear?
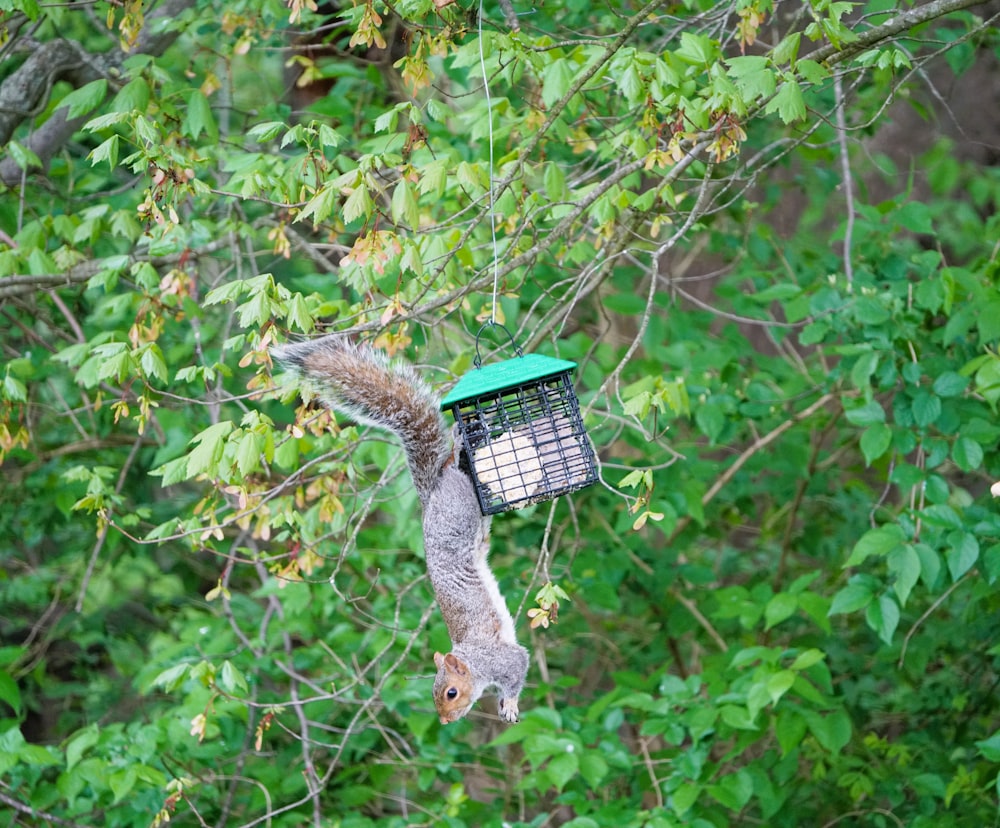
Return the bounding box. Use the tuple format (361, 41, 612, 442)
(433, 652, 446, 669)
(443, 653, 468, 675)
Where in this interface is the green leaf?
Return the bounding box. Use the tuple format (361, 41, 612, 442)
(695, 402, 726, 443)
(676, 32, 716, 65)
(911, 390, 942, 428)
(707, 769, 753, 811)
(58, 79, 108, 118)
(204, 279, 247, 306)
(418, 158, 448, 198)
(153, 456, 190, 487)
(139, 345, 168, 383)
(946, 531, 979, 581)
(2, 372, 27, 403)
(952, 437, 983, 472)
(544, 162, 567, 202)
(796, 59, 829, 84)
(66, 724, 100, 770)
(151, 662, 190, 692)
(274, 436, 300, 470)
(187, 421, 235, 478)
(342, 184, 374, 224)
(887, 545, 921, 607)
(866, 593, 899, 644)
(623, 390, 652, 419)
(7, 140, 42, 171)
(109, 767, 137, 803)
(772, 32, 801, 66)
(391, 180, 419, 228)
(789, 648, 825, 671)
(932, 371, 969, 397)
(982, 544, 1000, 585)
(297, 183, 340, 226)
(236, 290, 272, 329)
(373, 108, 398, 134)
(17, 744, 59, 766)
(89, 134, 120, 169)
(765, 79, 806, 124)
(976, 730, 1000, 762)
(803, 709, 852, 753)
(246, 121, 286, 142)
(110, 77, 150, 113)
(285, 293, 314, 334)
(671, 782, 701, 816)
(456, 161, 486, 192)
(979, 298, 1000, 343)
(775, 709, 807, 754)
(318, 123, 344, 148)
(850, 350, 879, 389)
(542, 58, 576, 109)
(896, 202, 934, 234)
(545, 751, 579, 792)
(578, 752, 608, 789)
(0, 670, 21, 715)
(726, 55, 776, 100)
(844, 525, 904, 568)
(720, 704, 759, 731)
(235, 431, 264, 477)
(219, 661, 249, 695)
(185, 90, 218, 140)
(766, 670, 796, 705)
(860, 423, 892, 466)
(914, 543, 941, 587)
(844, 398, 885, 426)
(764, 592, 797, 630)
(829, 580, 873, 615)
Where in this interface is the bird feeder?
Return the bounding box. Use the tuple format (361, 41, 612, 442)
(441, 327, 599, 515)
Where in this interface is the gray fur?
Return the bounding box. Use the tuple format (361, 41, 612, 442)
(273, 335, 529, 723)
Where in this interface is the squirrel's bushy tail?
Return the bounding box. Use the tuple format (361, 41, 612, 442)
(271, 336, 451, 507)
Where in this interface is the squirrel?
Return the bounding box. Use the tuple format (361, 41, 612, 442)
(271, 335, 529, 724)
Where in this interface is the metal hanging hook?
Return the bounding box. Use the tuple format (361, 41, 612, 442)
(473, 321, 523, 368)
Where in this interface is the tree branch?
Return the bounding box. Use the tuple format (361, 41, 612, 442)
(0, 237, 231, 301)
(0, 0, 197, 186)
(809, 0, 991, 66)
(0, 39, 102, 145)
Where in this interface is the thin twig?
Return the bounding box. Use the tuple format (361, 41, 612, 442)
(898, 573, 968, 668)
(75, 432, 145, 612)
(671, 587, 728, 652)
(667, 392, 839, 546)
(834, 73, 855, 285)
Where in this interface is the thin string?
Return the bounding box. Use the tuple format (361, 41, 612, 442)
(478, 0, 501, 325)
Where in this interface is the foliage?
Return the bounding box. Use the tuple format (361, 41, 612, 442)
(2, 0, 1000, 825)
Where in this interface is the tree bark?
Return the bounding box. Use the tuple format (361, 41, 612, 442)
(0, 0, 196, 186)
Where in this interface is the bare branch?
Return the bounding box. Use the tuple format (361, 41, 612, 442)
(0, 39, 102, 145)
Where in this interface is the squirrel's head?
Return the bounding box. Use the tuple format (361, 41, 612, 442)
(432, 652, 476, 724)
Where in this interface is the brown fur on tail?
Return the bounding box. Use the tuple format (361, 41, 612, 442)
(272, 336, 451, 506)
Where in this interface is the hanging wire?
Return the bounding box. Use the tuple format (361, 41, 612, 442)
(477, 0, 501, 326)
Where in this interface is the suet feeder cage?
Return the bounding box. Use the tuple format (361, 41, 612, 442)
(441, 327, 599, 515)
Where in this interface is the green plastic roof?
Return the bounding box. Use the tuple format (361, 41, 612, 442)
(441, 353, 578, 407)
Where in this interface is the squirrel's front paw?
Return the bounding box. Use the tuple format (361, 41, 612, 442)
(498, 697, 520, 723)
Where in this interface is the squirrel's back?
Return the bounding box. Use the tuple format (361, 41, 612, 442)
(271, 336, 451, 506)
(273, 335, 528, 724)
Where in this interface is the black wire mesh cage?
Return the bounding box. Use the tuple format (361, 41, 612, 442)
(441, 346, 599, 515)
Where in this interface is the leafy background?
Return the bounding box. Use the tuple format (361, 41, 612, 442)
(3, 0, 1000, 825)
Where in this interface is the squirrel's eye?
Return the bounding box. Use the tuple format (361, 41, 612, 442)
(446, 687, 458, 700)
